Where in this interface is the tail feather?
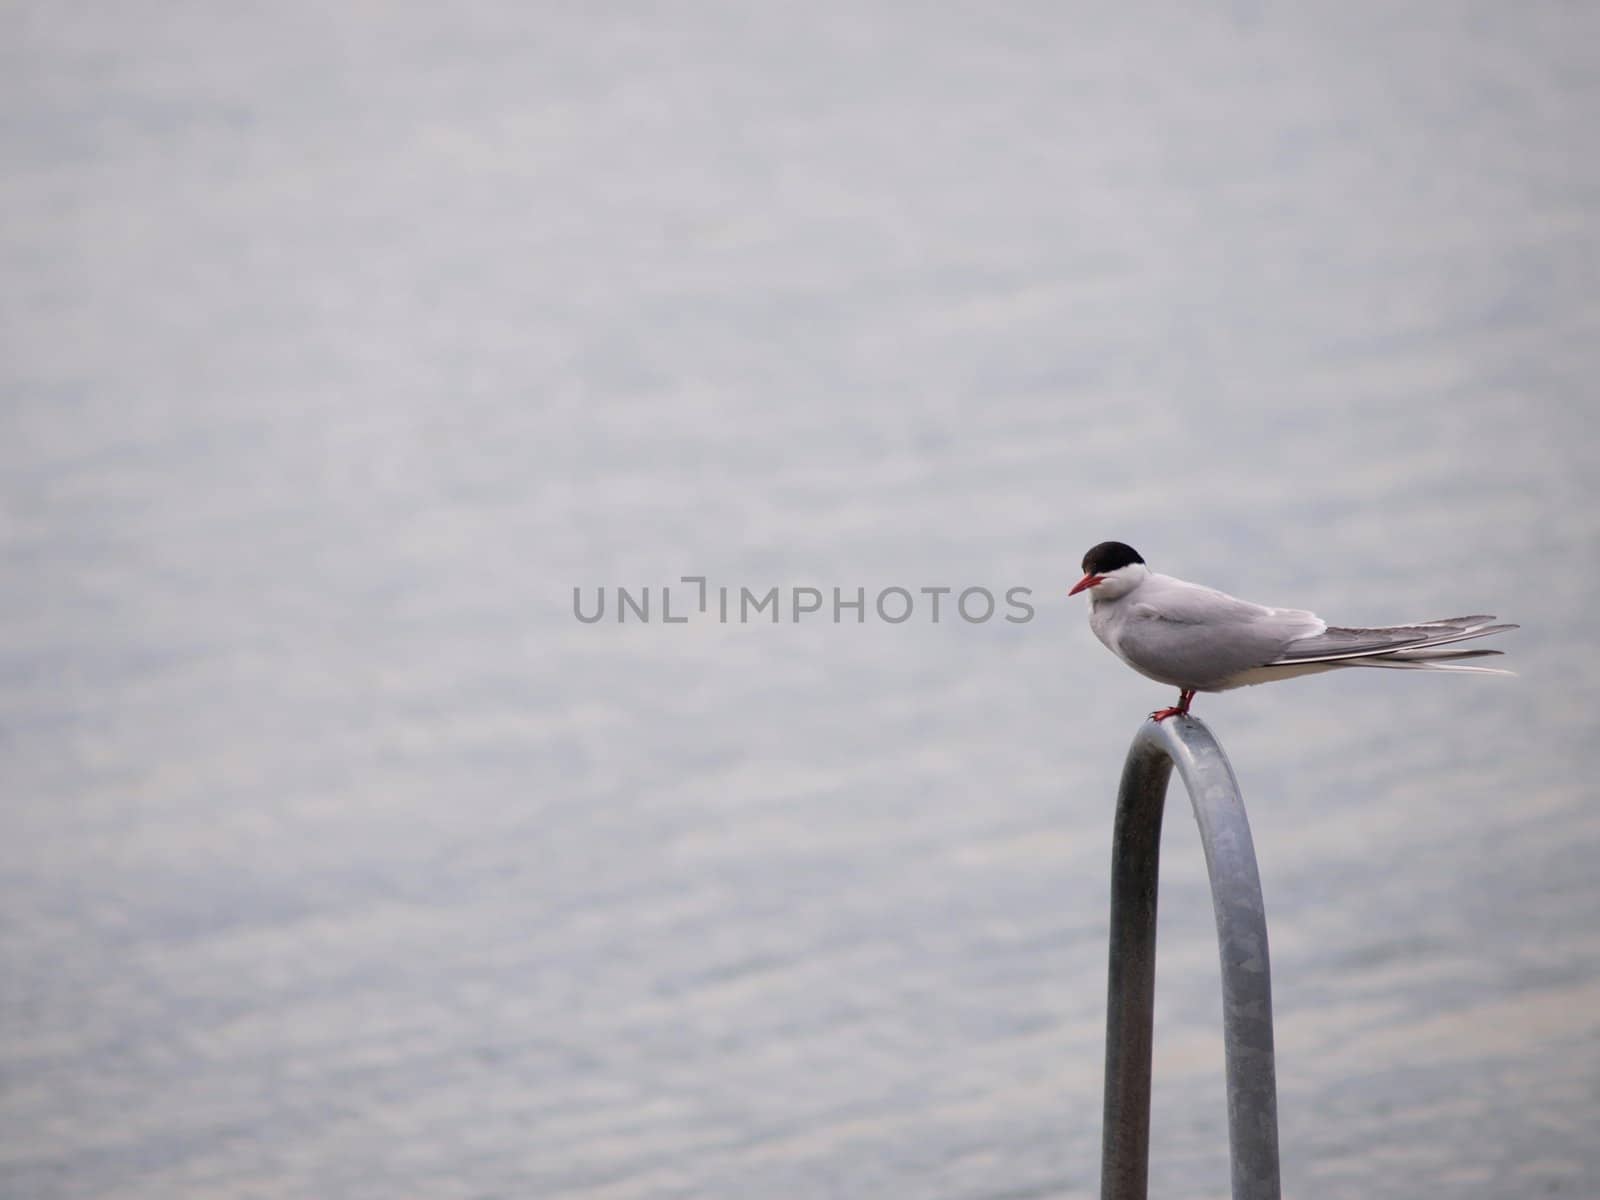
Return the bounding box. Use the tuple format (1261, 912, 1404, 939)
(1348, 657, 1516, 677)
(1348, 645, 1515, 676)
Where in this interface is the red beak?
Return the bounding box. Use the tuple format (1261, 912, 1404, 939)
(1068, 573, 1103, 597)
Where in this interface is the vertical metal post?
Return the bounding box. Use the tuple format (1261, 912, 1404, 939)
(1099, 715, 1280, 1200)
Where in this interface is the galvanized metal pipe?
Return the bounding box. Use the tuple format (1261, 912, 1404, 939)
(1099, 716, 1281, 1200)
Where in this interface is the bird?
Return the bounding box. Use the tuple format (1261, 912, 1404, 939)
(1068, 541, 1517, 722)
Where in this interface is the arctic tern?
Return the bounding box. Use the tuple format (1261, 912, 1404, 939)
(1069, 541, 1516, 721)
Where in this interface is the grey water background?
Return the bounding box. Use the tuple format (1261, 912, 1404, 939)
(3, 3, 1598, 1198)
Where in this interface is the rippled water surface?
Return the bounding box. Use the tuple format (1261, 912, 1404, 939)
(4, 3, 1599, 1198)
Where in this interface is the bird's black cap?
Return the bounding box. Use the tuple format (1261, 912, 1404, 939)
(1082, 541, 1145, 574)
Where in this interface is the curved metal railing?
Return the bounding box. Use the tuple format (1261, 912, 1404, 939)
(1099, 715, 1281, 1200)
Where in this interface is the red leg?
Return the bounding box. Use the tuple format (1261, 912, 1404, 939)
(1149, 689, 1195, 722)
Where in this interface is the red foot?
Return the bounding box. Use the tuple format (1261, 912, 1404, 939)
(1149, 689, 1196, 723)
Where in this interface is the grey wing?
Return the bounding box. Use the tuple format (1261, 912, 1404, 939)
(1115, 580, 1325, 689)
(1270, 615, 1517, 664)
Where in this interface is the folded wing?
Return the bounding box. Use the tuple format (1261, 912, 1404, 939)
(1270, 615, 1517, 665)
(1113, 575, 1328, 689)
